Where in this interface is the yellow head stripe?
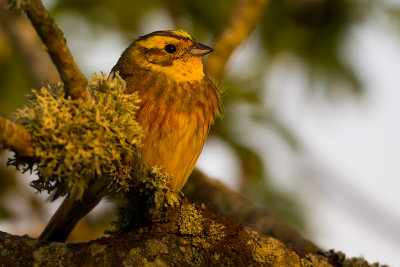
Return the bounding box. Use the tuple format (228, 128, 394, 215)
(171, 30, 193, 39)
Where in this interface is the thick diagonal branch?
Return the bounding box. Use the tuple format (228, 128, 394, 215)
(0, 116, 34, 157)
(205, 0, 270, 79)
(12, 0, 89, 100)
(184, 169, 319, 253)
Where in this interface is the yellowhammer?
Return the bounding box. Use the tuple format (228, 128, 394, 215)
(39, 30, 222, 241)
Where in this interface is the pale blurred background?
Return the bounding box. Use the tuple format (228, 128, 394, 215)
(1, 0, 400, 265)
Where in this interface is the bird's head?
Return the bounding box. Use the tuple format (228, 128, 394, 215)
(115, 30, 213, 82)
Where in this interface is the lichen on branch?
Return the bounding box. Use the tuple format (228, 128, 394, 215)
(9, 73, 143, 200)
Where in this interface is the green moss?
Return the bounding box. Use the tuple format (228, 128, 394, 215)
(11, 73, 143, 200)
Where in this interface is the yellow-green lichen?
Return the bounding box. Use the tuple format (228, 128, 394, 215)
(33, 243, 69, 267)
(207, 220, 225, 243)
(90, 243, 108, 264)
(123, 247, 144, 266)
(140, 166, 179, 211)
(143, 259, 169, 267)
(178, 203, 226, 244)
(108, 165, 179, 233)
(145, 239, 168, 255)
(178, 203, 204, 236)
(177, 203, 227, 265)
(191, 247, 205, 265)
(11, 72, 143, 200)
(251, 236, 300, 266)
(124, 246, 169, 267)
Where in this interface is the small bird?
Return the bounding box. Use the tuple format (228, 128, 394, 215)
(39, 30, 221, 241)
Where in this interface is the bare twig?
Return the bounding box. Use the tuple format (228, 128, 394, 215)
(205, 0, 270, 79)
(10, 0, 89, 100)
(0, 1, 59, 87)
(0, 116, 34, 157)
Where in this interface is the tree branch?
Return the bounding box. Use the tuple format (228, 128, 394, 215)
(8, 0, 89, 100)
(0, 0, 59, 87)
(0, 202, 383, 267)
(184, 169, 319, 253)
(205, 0, 270, 79)
(0, 199, 338, 267)
(0, 116, 34, 157)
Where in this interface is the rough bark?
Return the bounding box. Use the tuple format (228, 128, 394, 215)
(0, 116, 34, 157)
(0, 200, 384, 267)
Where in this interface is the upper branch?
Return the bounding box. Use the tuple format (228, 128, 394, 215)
(205, 0, 270, 79)
(0, 116, 34, 157)
(12, 0, 89, 100)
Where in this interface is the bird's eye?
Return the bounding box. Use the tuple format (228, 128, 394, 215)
(164, 44, 176, 54)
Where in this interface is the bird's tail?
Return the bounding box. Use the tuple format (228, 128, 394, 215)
(39, 180, 105, 242)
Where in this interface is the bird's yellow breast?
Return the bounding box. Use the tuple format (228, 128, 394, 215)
(129, 75, 220, 189)
(137, 104, 209, 189)
(112, 30, 222, 189)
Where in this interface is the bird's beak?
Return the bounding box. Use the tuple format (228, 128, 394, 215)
(190, 41, 213, 56)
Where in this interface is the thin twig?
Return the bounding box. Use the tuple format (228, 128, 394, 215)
(11, 0, 89, 100)
(0, 116, 34, 157)
(0, 1, 59, 87)
(205, 0, 270, 80)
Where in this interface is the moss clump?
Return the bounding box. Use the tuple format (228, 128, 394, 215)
(11, 73, 143, 200)
(109, 165, 181, 233)
(140, 166, 180, 212)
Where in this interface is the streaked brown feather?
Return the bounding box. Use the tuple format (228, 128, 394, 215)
(119, 69, 220, 189)
(111, 30, 221, 189)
